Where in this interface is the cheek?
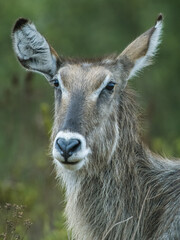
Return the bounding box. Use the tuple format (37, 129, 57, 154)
(87, 109, 119, 161)
(83, 96, 116, 131)
(54, 89, 62, 108)
(83, 99, 112, 132)
(82, 102, 98, 133)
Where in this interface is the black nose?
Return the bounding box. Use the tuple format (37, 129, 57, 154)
(56, 138, 81, 160)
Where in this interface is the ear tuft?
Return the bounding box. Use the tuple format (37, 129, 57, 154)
(156, 13, 163, 23)
(13, 18, 29, 33)
(146, 14, 163, 59)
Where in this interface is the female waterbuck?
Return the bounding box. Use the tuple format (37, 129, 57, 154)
(12, 15, 180, 239)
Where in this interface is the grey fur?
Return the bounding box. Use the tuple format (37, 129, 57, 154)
(57, 89, 180, 240)
(12, 15, 180, 240)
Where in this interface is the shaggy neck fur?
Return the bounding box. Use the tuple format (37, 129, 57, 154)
(59, 88, 180, 240)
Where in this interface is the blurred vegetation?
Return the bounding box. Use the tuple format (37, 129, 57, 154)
(0, 0, 180, 239)
(0, 203, 32, 240)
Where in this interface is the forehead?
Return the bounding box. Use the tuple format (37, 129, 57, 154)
(58, 64, 112, 91)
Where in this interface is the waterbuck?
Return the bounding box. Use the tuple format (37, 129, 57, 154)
(12, 15, 180, 240)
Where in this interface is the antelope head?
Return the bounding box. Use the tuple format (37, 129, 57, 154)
(12, 15, 163, 172)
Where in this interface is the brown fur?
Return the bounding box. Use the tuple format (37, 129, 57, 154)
(12, 15, 180, 240)
(120, 27, 155, 60)
(51, 65, 180, 240)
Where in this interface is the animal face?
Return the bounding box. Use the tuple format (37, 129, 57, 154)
(51, 64, 121, 170)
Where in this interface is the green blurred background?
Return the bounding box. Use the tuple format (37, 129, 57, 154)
(0, 0, 180, 239)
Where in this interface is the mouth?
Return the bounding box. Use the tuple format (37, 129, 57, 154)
(54, 157, 88, 171)
(61, 160, 80, 165)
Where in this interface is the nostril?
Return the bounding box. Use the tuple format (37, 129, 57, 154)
(67, 139, 81, 155)
(66, 139, 80, 151)
(56, 138, 67, 153)
(56, 138, 81, 160)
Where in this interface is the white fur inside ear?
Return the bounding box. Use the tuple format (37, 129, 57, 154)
(128, 19, 163, 80)
(12, 21, 57, 78)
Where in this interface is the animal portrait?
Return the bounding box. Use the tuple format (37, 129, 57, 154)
(12, 14, 180, 240)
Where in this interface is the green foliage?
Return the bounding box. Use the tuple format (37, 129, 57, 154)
(0, 0, 180, 239)
(44, 213, 68, 240)
(0, 203, 32, 240)
(151, 137, 180, 158)
(40, 103, 52, 136)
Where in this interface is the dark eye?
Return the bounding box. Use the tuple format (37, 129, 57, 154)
(105, 81, 116, 91)
(53, 79, 59, 88)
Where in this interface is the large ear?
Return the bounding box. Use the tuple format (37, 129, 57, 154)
(12, 18, 61, 80)
(118, 14, 163, 81)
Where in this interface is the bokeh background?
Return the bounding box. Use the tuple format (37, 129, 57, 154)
(0, 0, 180, 239)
